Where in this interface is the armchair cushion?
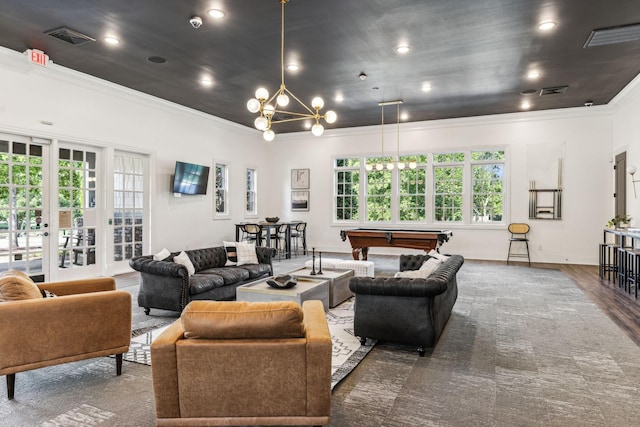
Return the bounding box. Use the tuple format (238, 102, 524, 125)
(0, 270, 43, 302)
(181, 301, 305, 339)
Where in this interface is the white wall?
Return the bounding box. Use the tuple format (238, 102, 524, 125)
(0, 47, 272, 257)
(2, 46, 635, 266)
(273, 109, 613, 265)
(612, 75, 640, 224)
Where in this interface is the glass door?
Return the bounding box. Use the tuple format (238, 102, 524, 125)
(56, 146, 100, 277)
(112, 152, 146, 266)
(0, 138, 50, 279)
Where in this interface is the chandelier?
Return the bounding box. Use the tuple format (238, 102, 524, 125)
(365, 100, 417, 171)
(246, 0, 337, 141)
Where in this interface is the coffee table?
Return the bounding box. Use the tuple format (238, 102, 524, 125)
(236, 276, 330, 310)
(288, 267, 354, 308)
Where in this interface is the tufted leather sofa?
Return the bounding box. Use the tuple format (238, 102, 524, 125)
(129, 246, 276, 314)
(348, 253, 464, 356)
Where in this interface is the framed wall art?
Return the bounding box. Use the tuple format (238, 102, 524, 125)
(291, 168, 310, 189)
(291, 191, 309, 211)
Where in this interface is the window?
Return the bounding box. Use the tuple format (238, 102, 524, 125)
(471, 150, 505, 223)
(399, 155, 427, 222)
(433, 152, 464, 222)
(245, 168, 257, 216)
(215, 162, 228, 215)
(333, 149, 507, 226)
(366, 156, 392, 221)
(335, 158, 360, 221)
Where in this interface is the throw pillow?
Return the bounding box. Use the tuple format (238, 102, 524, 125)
(394, 269, 429, 279)
(428, 249, 450, 262)
(236, 242, 259, 266)
(0, 270, 43, 302)
(223, 241, 238, 266)
(174, 251, 196, 275)
(153, 247, 171, 261)
(419, 257, 442, 276)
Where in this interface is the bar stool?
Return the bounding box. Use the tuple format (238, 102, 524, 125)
(619, 248, 640, 298)
(599, 242, 619, 283)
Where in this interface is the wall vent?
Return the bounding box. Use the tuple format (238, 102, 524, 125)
(45, 27, 95, 45)
(585, 23, 640, 47)
(539, 86, 569, 96)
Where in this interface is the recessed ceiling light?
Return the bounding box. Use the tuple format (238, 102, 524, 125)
(335, 94, 344, 102)
(286, 63, 299, 71)
(147, 56, 167, 64)
(207, 9, 226, 19)
(521, 101, 532, 110)
(200, 78, 213, 87)
(422, 83, 432, 92)
(104, 36, 120, 45)
(537, 21, 557, 31)
(400, 112, 409, 121)
(303, 120, 312, 129)
(396, 45, 410, 54)
(527, 70, 541, 79)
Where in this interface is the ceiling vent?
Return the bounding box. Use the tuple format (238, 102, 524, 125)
(584, 23, 640, 47)
(45, 27, 95, 45)
(539, 86, 568, 96)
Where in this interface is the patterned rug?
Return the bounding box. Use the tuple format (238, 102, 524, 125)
(122, 297, 375, 389)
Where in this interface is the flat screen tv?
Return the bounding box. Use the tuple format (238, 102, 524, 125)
(172, 161, 210, 195)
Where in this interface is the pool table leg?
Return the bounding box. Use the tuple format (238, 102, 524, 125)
(351, 247, 369, 260)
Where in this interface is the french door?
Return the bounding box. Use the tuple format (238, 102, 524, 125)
(56, 144, 101, 278)
(0, 137, 51, 279)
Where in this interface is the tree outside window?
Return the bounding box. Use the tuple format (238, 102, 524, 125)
(245, 168, 257, 215)
(335, 158, 359, 221)
(433, 152, 464, 222)
(472, 150, 504, 223)
(215, 163, 228, 215)
(366, 156, 392, 222)
(399, 155, 427, 221)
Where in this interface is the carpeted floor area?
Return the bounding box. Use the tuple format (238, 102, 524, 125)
(2, 257, 640, 426)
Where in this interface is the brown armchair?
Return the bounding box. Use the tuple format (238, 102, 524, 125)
(0, 273, 131, 400)
(151, 300, 332, 426)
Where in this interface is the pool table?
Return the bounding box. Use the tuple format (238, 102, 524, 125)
(340, 228, 453, 260)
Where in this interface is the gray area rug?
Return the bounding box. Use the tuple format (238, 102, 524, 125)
(3, 260, 640, 426)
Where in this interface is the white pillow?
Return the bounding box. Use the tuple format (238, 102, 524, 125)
(428, 249, 450, 262)
(153, 247, 171, 261)
(223, 241, 238, 266)
(236, 242, 259, 266)
(174, 251, 195, 275)
(394, 269, 429, 279)
(419, 257, 442, 276)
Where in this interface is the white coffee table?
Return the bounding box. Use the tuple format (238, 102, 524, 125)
(288, 267, 354, 308)
(236, 276, 329, 310)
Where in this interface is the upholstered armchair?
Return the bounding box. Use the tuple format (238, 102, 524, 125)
(151, 300, 332, 426)
(0, 272, 131, 400)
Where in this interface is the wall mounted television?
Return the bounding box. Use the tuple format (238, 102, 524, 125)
(172, 161, 210, 195)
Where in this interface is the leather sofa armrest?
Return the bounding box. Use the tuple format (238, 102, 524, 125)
(302, 300, 332, 417)
(0, 290, 131, 373)
(129, 256, 188, 278)
(37, 277, 116, 296)
(151, 320, 186, 419)
(256, 246, 276, 274)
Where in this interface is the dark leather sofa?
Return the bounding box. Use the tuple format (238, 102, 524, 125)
(129, 246, 275, 314)
(348, 253, 464, 356)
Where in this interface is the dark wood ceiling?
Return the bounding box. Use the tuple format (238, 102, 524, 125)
(1, 0, 640, 134)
